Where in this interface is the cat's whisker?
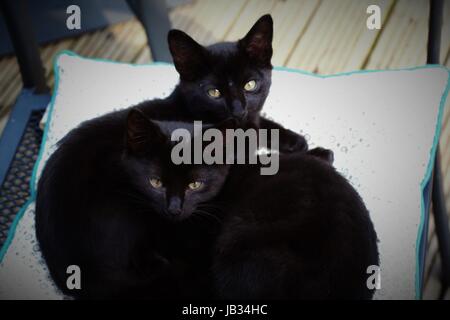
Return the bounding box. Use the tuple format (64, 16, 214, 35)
(197, 204, 225, 216)
(194, 209, 222, 225)
(112, 189, 154, 210)
(191, 212, 208, 224)
(194, 213, 219, 225)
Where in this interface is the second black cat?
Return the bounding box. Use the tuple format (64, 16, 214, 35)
(211, 149, 379, 299)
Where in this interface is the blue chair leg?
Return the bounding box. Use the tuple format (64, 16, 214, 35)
(126, 0, 173, 63)
(0, 0, 48, 93)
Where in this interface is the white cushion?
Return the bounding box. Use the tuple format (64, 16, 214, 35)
(0, 51, 448, 299)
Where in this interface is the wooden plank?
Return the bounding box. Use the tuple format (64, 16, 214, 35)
(269, 0, 321, 66)
(75, 29, 107, 58)
(106, 20, 148, 62)
(423, 251, 442, 299)
(192, 0, 236, 44)
(202, 0, 248, 44)
(0, 58, 20, 111)
(171, 0, 248, 45)
(101, 22, 136, 60)
(0, 110, 9, 136)
(441, 0, 450, 65)
(134, 47, 152, 64)
(364, 0, 446, 69)
(133, 0, 209, 64)
(170, 0, 200, 31)
(0, 57, 19, 95)
(224, 0, 277, 41)
(174, 0, 226, 43)
(439, 36, 450, 206)
(427, 210, 436, 247)
(193, 0, 321, 66)
(71, 29, 102, 56)
(119, 21, 150, 63)
(286, 0, 393, 74)
(135, 0, 248, 62)
(424, 231, 438, 286)
(169, 0, 198, 30)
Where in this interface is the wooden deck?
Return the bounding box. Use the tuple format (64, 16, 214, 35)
(0, 0, 449, 298)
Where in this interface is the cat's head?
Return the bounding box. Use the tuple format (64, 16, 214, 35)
(168, 15, 273, 123)
(123, 108, 230, 222)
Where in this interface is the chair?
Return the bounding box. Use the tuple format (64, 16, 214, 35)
(0, 0, 448, 298)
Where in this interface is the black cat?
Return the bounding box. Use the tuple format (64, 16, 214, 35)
(35, 14, 304, 298)
(131, 14, 306, 152)
(211, 148, 379, 299)
(36, 109, 230, 299)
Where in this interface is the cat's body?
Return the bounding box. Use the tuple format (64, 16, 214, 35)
(36, 110, 227, 299)
(112, 14, 305, 152)
(211, 151, 379, 300)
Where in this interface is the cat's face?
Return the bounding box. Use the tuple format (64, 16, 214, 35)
(124, 109, 229, 222)
(168, 15, 273, 123)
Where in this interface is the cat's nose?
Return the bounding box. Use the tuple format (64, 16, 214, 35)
(168, 197, 182, 216)
(168, 208, 182, 216)
(231, 100, 245, 118)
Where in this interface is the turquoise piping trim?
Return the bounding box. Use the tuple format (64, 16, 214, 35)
(415, 69, 450, 298)
(1, 50, 449, 300)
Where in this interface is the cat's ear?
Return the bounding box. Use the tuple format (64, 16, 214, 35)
(126, 109, 165, 154)
(239, 14, 273, 67)
(168, 30, 206, 81)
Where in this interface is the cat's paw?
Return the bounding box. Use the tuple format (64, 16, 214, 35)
(307, 147, 334, 165)
(279, 129, 308, 153)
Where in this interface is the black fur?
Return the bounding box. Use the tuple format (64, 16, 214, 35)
(143, 14, 306, 152)
(36, 110, 230, 299)
(211, 150, 379, 300)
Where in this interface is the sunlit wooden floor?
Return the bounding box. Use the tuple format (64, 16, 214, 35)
(0, 0, 449, 298)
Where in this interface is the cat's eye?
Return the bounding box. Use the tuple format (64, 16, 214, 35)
(188, 181, 203, 191)
(207, 88, 221, 98)
(149, 178, 163, 189)
(244, 80, 257, 92)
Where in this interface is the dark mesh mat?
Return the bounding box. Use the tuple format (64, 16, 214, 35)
(0, 110, 45, 248)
